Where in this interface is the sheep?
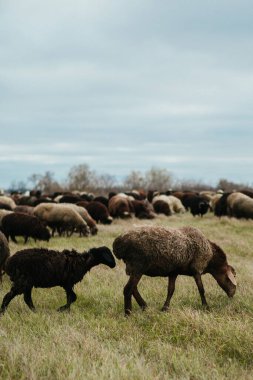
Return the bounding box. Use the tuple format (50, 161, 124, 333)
(0, 196, 16, 210)
(33, 203, 90, 237)
(185, 195, 210, 217)
(227, 192, 253, 219)
(60, 203, 98, 235)
(0, 231, 10, 282)
(0, 210, 13, 228)
(0, 246, 116, 314)
(131, 200, 155, 219)
(108, 194, 133, 218)
(81, 201, 113, 224)
(152, 195, 185, 214)
(214, 192, 232, 217)
(113, 226, 236, 315)
(93, 196, 109, 208)
(153, 199, 172, 216)
(1, 212, 51, 244)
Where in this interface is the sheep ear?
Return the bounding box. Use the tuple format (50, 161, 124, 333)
(227, 268, 237, 286)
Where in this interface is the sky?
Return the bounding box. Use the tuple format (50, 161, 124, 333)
(0, 0, 253, 189)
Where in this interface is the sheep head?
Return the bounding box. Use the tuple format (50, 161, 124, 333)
(212, 265, 237, 298)
(89, 246, 116, 268)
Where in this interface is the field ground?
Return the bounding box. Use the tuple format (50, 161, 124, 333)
(0, 213, 252, 380)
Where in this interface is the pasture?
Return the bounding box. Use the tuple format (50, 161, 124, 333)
(0, 213, 252, 380)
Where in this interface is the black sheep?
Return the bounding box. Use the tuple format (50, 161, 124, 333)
(84, 201, 113, 224)
(0, 246, 116, 313)
(1, 212, 51, 243)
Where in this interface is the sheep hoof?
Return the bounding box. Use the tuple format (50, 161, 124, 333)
(161, 306, 169, 312)
(124, 309, 132, 317)
(203, 304, 210, 312)
(141, 304, 147, 311)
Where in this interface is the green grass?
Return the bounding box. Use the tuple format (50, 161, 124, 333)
(0, 213, 253, 379)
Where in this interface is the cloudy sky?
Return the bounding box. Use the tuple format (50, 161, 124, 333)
(0, 0, 252, 188)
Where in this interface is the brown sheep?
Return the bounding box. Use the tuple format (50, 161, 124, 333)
(113, 226, 236, 315)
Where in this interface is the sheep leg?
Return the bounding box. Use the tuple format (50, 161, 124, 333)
(23, 288, 35, 311)
(57, 287, 77, 312)
(123, 274, 142, 316)
(132, 278, 147, 310)
(194, 273, 209, 308)
(0, 285, 22, 314)
(162, 275, 177, 312)
(24, 236, 29, 244)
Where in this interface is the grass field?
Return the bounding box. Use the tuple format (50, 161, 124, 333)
(0, 213, 252, 380)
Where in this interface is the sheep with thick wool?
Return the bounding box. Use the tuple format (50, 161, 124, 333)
(227, 192, 253, 219)
(0, 210, 13, 228)
(0, 246, 116, 313)
(1, 212, 51, 244)
(113, 226, 236, 315)
(152, 195, 185, 214)
(108, 194, 133, 218)
(0, 196, 16, 210)
(60, 203, 98, 235)
(33, 203, 90, 237)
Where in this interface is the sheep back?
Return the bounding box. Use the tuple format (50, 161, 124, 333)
(5, 248, 87, 288)
(113, 226, 213, 276)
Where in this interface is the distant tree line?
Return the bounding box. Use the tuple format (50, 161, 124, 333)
(8, 164, 253, 194)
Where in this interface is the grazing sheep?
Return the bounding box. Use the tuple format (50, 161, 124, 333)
(153, 200, 172, 216)
(0, 231, 10, 282)
(0, 246, 116, 313)
(214, 193, 232, 217)
(59, 194, 81, 204)
(0, 210, 13, 228)
(186, 195, 210, 217)
(60, 203, 98, 235)
(1, 212, 51, 244)
(227, 192, 253, 219)
(113, 226, 236, 315)
(152, 195, 185, 214)
(131, 200, 155, 219)
(108, 195, 133, 218)
(0, 196, 16, 210)
(82, 201, 113, 224)
(93, 196, 109, 208)
(34, 203, 90, 237)
(210, 193, 222, 212)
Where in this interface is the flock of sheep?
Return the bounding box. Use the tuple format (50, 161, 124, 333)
(0, 187, 243, 315)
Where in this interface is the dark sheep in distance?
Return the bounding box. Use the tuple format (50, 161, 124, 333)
(214, 192, 232, 217)
(82, 201, 113, 224)
(108, 195, 133, 218)
(93, 196, 109, 208)
(0, 231, 10, 282)
(186, 195, 210, 217)
(1, 213, 51, 244)
(153, 199, 172, 216)
(0, 246, 116, 313)
(113, 226, 236, 315)
(59, 194, 81, 204)
(131, 200, 155, 219)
